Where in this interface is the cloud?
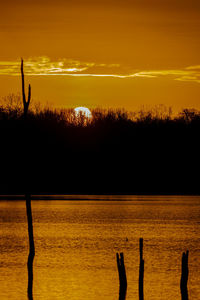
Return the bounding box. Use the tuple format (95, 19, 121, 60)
(185, 65, 200, 70)
(0, 57, 200, 84)
(175, 76, 200, 84)
(131, 68, 200, 83)
(0, 57, 121, 76)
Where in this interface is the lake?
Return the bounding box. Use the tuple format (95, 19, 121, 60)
(0, 195, 200, 300)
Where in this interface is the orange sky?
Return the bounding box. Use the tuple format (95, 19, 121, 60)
(0, 0, 200, 111)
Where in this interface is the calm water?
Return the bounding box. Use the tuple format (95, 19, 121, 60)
(0, 195, 200, 300)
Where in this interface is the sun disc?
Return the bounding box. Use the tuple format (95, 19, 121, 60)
(74, 106, 92, 118)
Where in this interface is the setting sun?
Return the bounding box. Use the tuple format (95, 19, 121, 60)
(74, 107, 92, 119)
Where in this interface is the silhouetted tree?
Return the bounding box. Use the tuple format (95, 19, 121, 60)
(21, 60, 35, 299)
(21, 58, 31, 117)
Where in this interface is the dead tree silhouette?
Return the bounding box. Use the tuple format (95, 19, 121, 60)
(116, 252, 127, 300)
(21, 59, 35, 300)
(180, 250, 189, 300)
(21, 58, 31, 117)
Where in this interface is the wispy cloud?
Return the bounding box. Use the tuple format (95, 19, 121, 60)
(0, 57, 121, 76)
(0, 57, 200, 84)
(139, 69, 200, 84)
(185, 65, 200, 70)
(128, 69, 200, 83)
(175, 76, 200, 84)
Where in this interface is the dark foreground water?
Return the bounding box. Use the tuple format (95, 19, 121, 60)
(0, 195, 200, 300)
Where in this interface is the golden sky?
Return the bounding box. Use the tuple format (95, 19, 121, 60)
(0, 0, 200, 111)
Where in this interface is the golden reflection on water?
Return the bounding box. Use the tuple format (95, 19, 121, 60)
(0, 196, 200, 300)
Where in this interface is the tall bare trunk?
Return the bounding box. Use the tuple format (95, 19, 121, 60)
(21, 59, 31, 118)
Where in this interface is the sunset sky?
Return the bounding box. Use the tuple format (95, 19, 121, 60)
(0, 0, 200, 111)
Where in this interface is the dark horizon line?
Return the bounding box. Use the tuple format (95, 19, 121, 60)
(0, 193, 200, 201)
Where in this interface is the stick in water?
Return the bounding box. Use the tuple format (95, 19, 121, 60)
(139, 238, 144, 300)
(180, 250, 189, 300)
(116, 252, 127, 300)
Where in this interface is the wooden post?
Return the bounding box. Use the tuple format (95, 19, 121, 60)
(116, 252, 127, 300)
(26, 194, 35, 300)
(180, 250, 189, 300)
(139, 238, 144, 300)
(21, 59, 31, 117)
